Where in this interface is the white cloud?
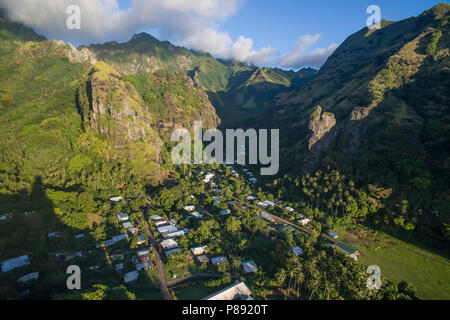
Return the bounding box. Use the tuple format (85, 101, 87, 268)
(290, 43, 338, 68)
(0, 0, 337, 68)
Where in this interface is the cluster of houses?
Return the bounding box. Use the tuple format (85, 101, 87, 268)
(1, 254, 39, 294)
(153, 214, 187, 240)
(104, 205, 154, 283)
(1, 210, 38, 222)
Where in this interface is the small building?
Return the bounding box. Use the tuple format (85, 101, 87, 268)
(160, 239, 179, 250)
(123, 222, 133, 229)
(165, 248, 181, 256)
(257, 202, 269, 209)
(155, 219, 170, 227)
(331, 242, 360, 260)
(241, 260, 258, 274)
(211, 256, 228, 266)
(109, 196, 123, 202)
(18, 272, 39, 283)
(137, 249, 150, 258)
(245, 195, 256, 201)
(214, 201, 221, 206)
(213, 196, 221, 201)
(112, 234, 129, 243)
(110, 253, 124, 261)
(2, 255, 31, 273)
(116, 212, 129, 222)
(48, 232, 62, 238)
(220, 209, 231, 216)
(202, 282, 253, 300)
(263, 200, 276, 207)
(291, 246, 304, 256)
(136, 235, 146, 245)
(248, 178, 257, 184)
(258, 212, 275, 222)
(197, 255, 209, 263)
(74, 233, 85, 239)
(162, 230, 185, 239)
(298, 218, 311, 226)
(124, 271, 140, 283)
(213, 189, 222, 193)
(279, 225, 295, 233)
(115, 263, 124, 272)
(183, 205, 196, 212)
(190, 246, 208, 256)
(227, 200, 237, 205)
(128, 227, 139, 236)
(150, 215, 163, 221)
(190, 212, 203, 219)
(158, 224, 178, 234)
(284, 206, 295, 212)
(328, 232, 339, 239)
(136, 260, 152, 270)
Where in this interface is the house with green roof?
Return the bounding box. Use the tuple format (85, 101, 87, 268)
(331, 242, 360, 260)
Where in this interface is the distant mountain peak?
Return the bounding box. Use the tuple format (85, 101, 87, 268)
(130, 32, 155, 42)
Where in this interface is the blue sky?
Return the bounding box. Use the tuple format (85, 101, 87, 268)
(2, 0, 446, 69)
(220, 0, 445, 56)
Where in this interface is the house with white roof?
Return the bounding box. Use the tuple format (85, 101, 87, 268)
(202, 282, 253, 300)
(116, 212, 129, 222)
(109, 196, 123, 202)
(298, 218, 311, 226)
(263, 200, 276, 207)
(285, 206, 295, 212)
(183, 205, 196, 212)
(190, 246, 208, 256)
(245, 195, 256, 201)
(189, 212, 203, 219)
(257, 202, 269, 209)
(220, 209, 231, 216)
(160, 239, 179, 250)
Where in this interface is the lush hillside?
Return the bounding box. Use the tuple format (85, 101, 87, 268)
(260, 3, 450, 248)
(83, 33, 316, 128)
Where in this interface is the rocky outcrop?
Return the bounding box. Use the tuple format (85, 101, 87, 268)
(303, 106, 337, 172)
(77, 62, 163, 178)
(17, 39, 97, 66)
(79, 62, 161, 145)
(307, 106, 337, 152)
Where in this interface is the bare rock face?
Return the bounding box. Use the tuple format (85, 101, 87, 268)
(341, 106, 371, 162)
(303, 106, 337, 172)
(79, 62, 161, 146)
(307, 106, 337, 151)
(350, 106, 370, 121)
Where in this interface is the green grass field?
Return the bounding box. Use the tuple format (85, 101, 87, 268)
(173, 282, 230, 300)
(340, 230, 450, 300)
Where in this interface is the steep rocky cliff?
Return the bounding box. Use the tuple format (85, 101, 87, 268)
(304, 106, 337, 172)
(77, 61, 163, 178)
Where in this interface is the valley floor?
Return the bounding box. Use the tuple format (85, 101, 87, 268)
(340, 230, 450, 300)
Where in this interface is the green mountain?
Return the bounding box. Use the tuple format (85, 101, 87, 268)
(83, 33, 316, 128)
(261, 3, 450, 245)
